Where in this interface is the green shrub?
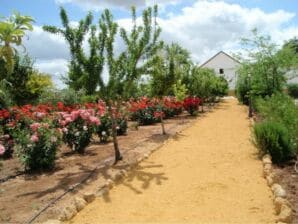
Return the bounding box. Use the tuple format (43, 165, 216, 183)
(38, 88, 85, 106)
(255, 93, 298, 153)
(254, 121, 294, 164)
(287, 83, 298, 98)
(96, 114, 112, 143)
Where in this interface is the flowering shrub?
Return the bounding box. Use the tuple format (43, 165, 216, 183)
(57, 109, 100, 153)
(183, 96, 201, 115)
(162, 97, 183, 118)
(129, 97, 157, 125)
(0, 134, 14, 159)
(13, 122, 61, 171)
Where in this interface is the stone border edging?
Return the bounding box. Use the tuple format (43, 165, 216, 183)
(262, 154, 294, 223)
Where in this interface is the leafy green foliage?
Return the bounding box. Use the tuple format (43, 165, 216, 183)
(43, 8, 105, 95)
(38, 88, 85, 106)
(255, 93, 298, 154)
(287, 83, 298, 98)
(173, 79, 187, 101)
(254, 121, 294, 164)
(149, 43, 191, 97)
(236, 29, 298, 104)
(0, 12, 34, 74)
(188, 67, 228, 101)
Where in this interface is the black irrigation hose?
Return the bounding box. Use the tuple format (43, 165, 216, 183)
(0, 171, 25, 183)
(25, 160, 111, 224)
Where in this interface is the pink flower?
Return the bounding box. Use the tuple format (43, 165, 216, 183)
(59, 120, 66, 127)
(65, 117, 72, 124)
(30, 134, 39, 143)
(30, 123, 41, 132)
(89, 116, 100, 126)
(0, 144, 5, 156)
(62, 128, 68, 133)
(71, 110, 80, 121)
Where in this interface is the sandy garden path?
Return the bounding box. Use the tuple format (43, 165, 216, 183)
(67, 99, 276, 223)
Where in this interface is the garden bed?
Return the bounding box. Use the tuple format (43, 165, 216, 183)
(0, 113, 196, 223)
(273, 162, 298, 223)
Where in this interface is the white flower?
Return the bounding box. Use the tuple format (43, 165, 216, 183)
(75, 131, 80, 136)
(116, 126, 120, 130)
(101, 131, 106, 136)
(50, 136, 57, 143)
(83, 126, 88, 131)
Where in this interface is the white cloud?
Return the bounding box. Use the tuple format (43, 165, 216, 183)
(34, 59, 69, 88)
(22, 0, 298, 87)
(23, 26, 69, 61)
(157, 1, 298, 63)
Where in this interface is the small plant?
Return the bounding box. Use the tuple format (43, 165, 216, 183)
(254, 121, 294, 164)
(13, 122, 61, 171)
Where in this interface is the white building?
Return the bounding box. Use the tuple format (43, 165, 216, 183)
(200, 51, 241, 89)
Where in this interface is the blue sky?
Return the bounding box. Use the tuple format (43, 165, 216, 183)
(2, 0, 298, 25)
(1, 0, 298, 87)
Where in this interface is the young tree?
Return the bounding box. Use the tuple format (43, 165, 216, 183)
(99, 6, 163, 163)
(0, 12, 34, 75)
(120, 5, 163, 99)
(43, 8, 106, 95)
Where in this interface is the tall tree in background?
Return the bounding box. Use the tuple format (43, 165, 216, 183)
(149, 43, 191, 96)
(0, 12, 34, 75)
(43, 8, 106, 95)
(236, 29, 298, 104)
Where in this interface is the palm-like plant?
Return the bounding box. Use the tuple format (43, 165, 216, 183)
(0, 12, 34, 74)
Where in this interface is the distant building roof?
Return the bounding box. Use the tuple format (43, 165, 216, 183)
(200, 51, 241, 67)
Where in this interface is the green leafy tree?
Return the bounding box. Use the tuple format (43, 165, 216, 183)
(43, 8, 106, 95)
(236, 29, 298, 104)
(99, 6, 162, 163)
(0, 12, 34, 75)
(119, 5, 163, 98)
(149, 43, 191, 96)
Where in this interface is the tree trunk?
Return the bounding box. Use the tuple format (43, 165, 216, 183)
(108, 101, 122, 164)
(160, 116, 166, 135)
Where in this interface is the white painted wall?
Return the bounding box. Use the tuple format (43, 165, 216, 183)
(201, 51, 240, 89)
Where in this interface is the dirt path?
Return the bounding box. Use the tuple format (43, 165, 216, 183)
(67, 99, 276, 223)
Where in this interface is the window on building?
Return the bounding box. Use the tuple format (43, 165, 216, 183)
(219, 68, 224, 74)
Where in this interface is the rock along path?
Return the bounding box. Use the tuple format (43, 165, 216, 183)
(67, 99, 276, 223)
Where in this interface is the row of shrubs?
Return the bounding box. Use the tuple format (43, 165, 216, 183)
(0, 96, 202, 171)
(253, 93, 298, 164)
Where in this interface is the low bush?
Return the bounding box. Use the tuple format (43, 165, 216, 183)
(183, 96, 201, 115)
(96, 114, 112, 142)
(255, 93, 298, 153)
(57, 109, 100, 153)
(254, 121, 294, 164)
(287, 83, 298, 98)
(13, 122, 61, 171)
